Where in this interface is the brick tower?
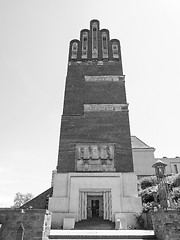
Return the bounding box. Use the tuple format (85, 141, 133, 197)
(49, 20, 141, 229)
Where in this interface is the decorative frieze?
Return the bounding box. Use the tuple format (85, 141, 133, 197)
(85, 75, 124, 82)
(84, 104, 128, 112)
(77, 144, 114, 160)
(76, 144, 115, 172)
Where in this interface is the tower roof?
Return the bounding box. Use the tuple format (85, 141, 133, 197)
(68, 19, 121, 62)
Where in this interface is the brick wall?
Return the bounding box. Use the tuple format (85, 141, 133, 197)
(0, 209, 51, 240)
(151, 209, 180, 240)
(57, 111, 133, 173)
(63, 61, 123, 115)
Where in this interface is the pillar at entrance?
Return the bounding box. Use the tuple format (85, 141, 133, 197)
(48, 20, 142, 229)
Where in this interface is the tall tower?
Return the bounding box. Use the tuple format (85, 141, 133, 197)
(57, 19, 133, 173)
(49, 20, 141, 229)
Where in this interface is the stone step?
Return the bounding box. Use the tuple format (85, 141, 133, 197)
(74, 218, 115, 230)
(49, 230, 156, 239)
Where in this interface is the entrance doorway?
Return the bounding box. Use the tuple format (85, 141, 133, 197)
(91, 200, 99, 217)
(78, 190, 112, 221)
(87, 195, 103, 218)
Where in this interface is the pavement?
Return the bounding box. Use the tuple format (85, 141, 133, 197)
(50, 229, 155, 236)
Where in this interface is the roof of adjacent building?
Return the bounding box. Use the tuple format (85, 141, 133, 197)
(20, 187, 53, 210)
(131, 136, 155, 149)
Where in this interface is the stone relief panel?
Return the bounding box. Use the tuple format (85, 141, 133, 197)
(84, 104, 128, 112)
(85, 75, 124, 82)
(76, 144, 115, 172)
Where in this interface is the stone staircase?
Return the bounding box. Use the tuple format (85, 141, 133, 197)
(49, 229, 156, 240)
(74, 218, 115, 230)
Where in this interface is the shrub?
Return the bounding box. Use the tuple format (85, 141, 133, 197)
(139, 176, 158, 190)
(142, 202, 159, 213)
(170, 187, 180, 202)
(134, 212, 144, 229)
(172, 174, 180, 187)
(139, 185, 158, 204)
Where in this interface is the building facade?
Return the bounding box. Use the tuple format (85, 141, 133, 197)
(48, 20, 142, 229)
(131, 136, 180, 176)
(157, 157, 180, 175)
(131, 136, 156, 176)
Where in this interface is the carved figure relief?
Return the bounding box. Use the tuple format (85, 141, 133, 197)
(76, 144, 115, 172)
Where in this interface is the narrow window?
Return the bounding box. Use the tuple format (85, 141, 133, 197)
(174, 164, 178, 174)
(71, 42, 78, 59)
(102, 32, 108, 58)
(82, 32, 88, 59)
(112, 43, 119, 59)
(92, 23, 98, 58)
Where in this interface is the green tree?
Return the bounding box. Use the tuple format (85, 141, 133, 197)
(12, 192, 34, 208)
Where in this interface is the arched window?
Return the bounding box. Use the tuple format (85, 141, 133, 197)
(112, 43, 119, 59)
(92, 22, 98, 58)
(71, 42, 78, 59)
(102, 32, 108, 58)
(82, 32, 88, 59)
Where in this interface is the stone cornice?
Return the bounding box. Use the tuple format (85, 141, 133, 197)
(84, 104, 128, 112)
(85, 75, 125, 82)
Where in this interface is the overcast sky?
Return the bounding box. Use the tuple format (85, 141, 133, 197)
(0, 0, 180, 207)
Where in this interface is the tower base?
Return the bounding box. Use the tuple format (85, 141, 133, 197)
(48, 172, 142, 229)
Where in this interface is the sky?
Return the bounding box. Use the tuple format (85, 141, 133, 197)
(0, 0, 180, 207)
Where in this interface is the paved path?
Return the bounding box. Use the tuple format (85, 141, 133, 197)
(50, 229, 155, 236)
(49, 230, 156, 239)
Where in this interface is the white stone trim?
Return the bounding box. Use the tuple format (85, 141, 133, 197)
(84, 104, 128, 112)
(78, 189, 112, 221)
(79, 188, 111, 193)
(85, 75, 124, 82)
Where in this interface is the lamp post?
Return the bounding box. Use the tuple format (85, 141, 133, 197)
(152, 160, 170, 209)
